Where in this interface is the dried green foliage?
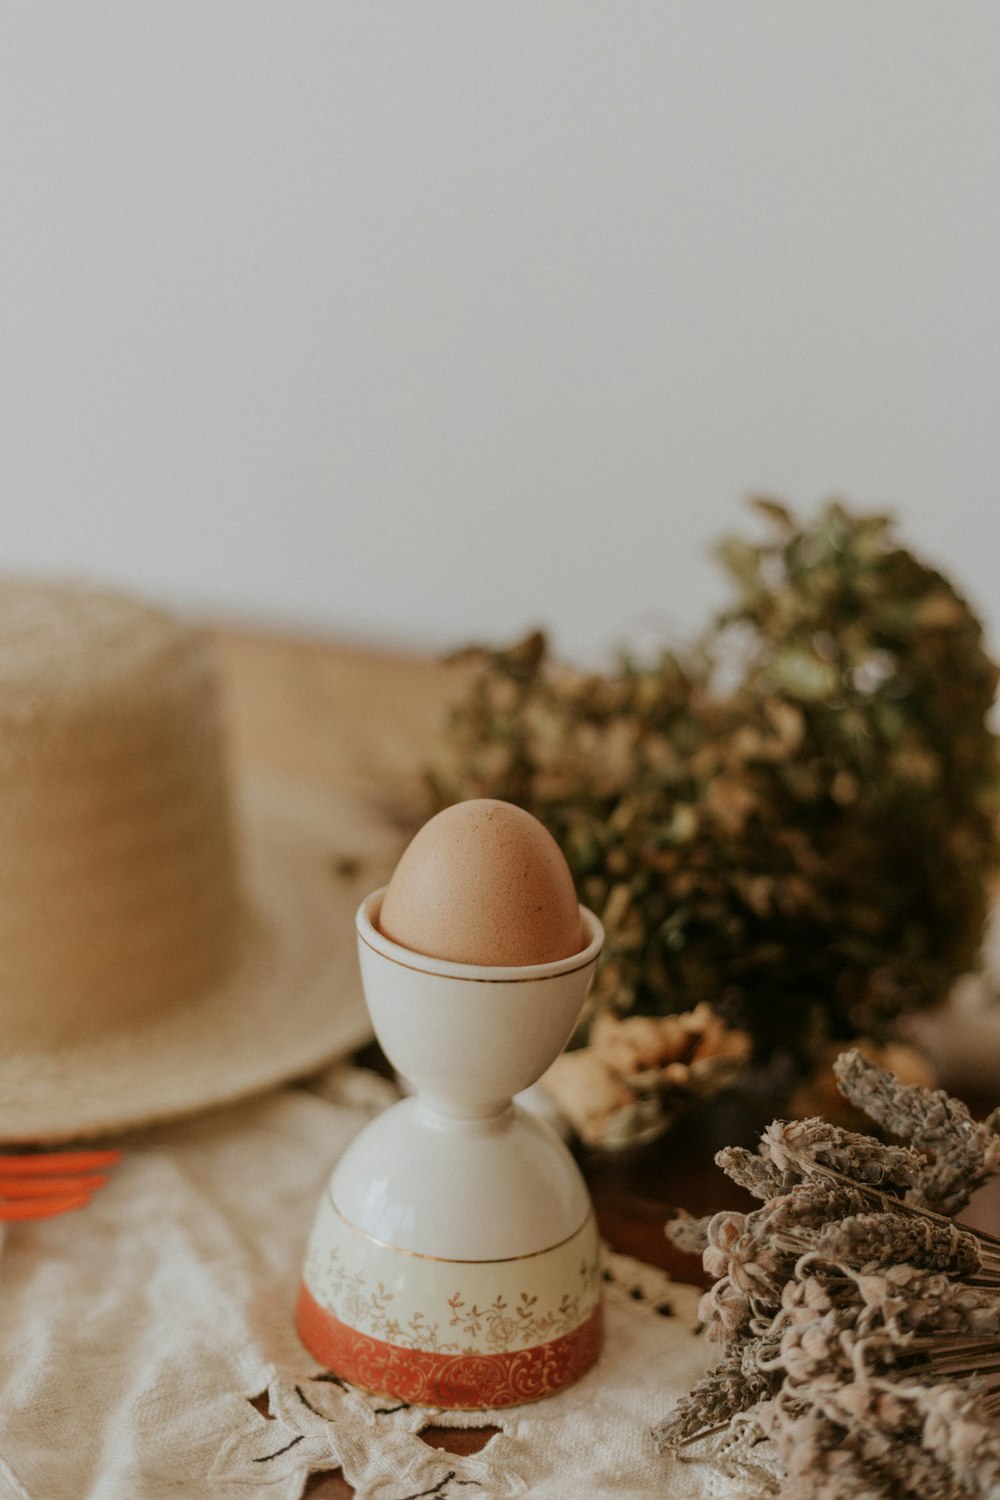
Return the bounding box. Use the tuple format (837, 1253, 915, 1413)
(429, 501, 1000, 1073)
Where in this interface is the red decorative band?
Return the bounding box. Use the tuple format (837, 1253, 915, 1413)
(296, 1281, 604, 1409)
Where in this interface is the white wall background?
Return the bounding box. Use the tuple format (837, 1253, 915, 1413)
(1, 3, 998, 662)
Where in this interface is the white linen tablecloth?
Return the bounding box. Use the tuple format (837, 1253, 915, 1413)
(0, 1069, 750, 1500)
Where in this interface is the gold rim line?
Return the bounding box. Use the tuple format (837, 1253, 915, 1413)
(356, 929, 600, 984)
(326, 1196, 596, 1264)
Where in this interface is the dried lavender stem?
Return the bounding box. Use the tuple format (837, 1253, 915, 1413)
(671, 1421, 733, 1449)
(918, 1357, 1000, 1378)
(899, 1344, 1000, 1368)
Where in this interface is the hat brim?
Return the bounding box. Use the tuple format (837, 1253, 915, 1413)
(0, 776, 404, 1143)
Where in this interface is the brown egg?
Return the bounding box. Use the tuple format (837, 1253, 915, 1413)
(378, 799, 582, 966)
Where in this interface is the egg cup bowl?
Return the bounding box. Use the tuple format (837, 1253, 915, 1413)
(296, 890, 606, 1409)
(357, 888, 603, 1115)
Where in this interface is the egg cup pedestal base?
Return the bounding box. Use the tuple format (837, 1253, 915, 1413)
(297, 1181, 603, 1409)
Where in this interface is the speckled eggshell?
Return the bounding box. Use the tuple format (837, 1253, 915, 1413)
(377, 799, 583, 966)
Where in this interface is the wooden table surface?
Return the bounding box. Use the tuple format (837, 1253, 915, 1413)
(215, 624, 1000, 1500)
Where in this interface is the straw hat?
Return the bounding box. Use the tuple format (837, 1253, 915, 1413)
(0, 579, 401, 1143)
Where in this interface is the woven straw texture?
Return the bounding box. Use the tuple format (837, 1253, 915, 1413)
(0, 579, 402, 1141)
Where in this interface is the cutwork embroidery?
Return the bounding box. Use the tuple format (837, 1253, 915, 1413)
(211, 1371, 518, 1497)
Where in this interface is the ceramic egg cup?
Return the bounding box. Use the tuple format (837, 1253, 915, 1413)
(297, 890, 605, 1409)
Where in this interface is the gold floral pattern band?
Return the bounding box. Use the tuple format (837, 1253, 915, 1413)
(302, 1195, 601, 1356)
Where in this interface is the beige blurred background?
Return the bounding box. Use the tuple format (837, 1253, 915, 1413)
(1, 3, 998, 662)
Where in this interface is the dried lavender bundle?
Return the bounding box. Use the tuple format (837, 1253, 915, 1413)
(755, 1381, 1000, 1500)
(816, 1214, 982, 1277)
(711, 1145, 799, 1202)
(656, 1345, 777, 1447)
(757, 1115, 926, 1194)
(663, 1208, 712, 1256)
(655, 1051, 1000, 1499)
(834, 1049, 1000, 1216)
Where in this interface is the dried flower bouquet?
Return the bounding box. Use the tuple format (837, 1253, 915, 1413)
(655, 1051, 1000, 1499)
(429, 501, 999, 1145)
(542, 1003, 751, 1149)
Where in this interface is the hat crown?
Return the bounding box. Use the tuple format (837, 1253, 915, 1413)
(0, 580, 241, 1048)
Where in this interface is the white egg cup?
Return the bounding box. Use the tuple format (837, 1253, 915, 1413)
(297, 888, 605, 1409)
